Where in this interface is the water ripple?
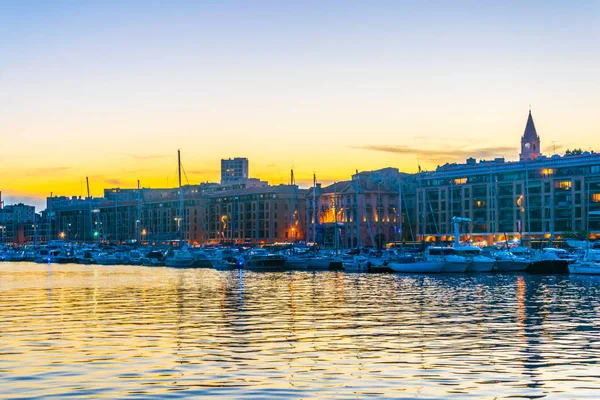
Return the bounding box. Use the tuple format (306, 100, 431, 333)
(1, 263, 600, 398)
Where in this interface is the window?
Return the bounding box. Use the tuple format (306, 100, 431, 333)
(542, 169, 554, 177)
(454, 178, 467, 185)
(557, 181, 571, 190)
(593, 194, 600, 203)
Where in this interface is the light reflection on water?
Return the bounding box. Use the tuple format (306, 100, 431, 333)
(1, 263, 600, 399)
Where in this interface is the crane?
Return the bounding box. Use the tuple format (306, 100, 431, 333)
(452, 217, 471, 247)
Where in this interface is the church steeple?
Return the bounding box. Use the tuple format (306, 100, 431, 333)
(520, 109, 542, 161)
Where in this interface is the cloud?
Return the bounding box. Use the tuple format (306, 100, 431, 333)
(105, 179, 124, 186)
(350, 145, 516, 163)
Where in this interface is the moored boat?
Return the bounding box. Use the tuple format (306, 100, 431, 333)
(454, 246, 495, 272)
(388, 256, 443, 273)
(244, 249, 287, 270)
(425, 247, 469, 273)
(568, 260, 600, 275)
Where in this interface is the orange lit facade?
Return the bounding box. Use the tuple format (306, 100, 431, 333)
(306, 168, 417, 248)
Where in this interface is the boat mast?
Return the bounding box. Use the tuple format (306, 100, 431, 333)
(333, 181, 337, 251)
(178, 150, 184, 243)
(312, 173, 317, 246)
(397, 179, 402, 243)
(137, 179, 141, 244)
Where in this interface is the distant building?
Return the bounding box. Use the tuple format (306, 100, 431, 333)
(0, 202, 37, 245)
(221, 158, 249, 183)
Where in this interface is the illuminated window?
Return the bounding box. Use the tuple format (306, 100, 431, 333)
(542, 168, 554, 176)
(454, 178, 467, 185)
(593, 194, 600, 203)
(558, 181, 572, 190)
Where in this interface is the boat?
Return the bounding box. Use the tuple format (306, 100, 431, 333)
(141, 250, 166, 267)
(284, 255, 310, 269)
(568, 260, 600, 275)
(75, 249, 99, 264)
(454, 246, 495, 272)
(424, 247, 469, 273)
(388, 255, 443, 273)
(491, 250, 530, 271)
(451, 217, 494, 272)
(307, 254, 343, 270)
(128, 250, 144, 265)
(164, 150, 196, 269)
(95, 252, 121, 265)
(527, 248, 572, 274)
(165, 249, 196, 268)
(244, 249, 287, 270)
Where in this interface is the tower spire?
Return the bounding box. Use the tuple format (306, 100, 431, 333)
(520, 109, 541, 161)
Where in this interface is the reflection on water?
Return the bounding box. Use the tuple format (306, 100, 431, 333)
(1, 263, 600, 399)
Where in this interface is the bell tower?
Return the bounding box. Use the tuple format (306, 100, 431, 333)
(520, 109, 541, 161)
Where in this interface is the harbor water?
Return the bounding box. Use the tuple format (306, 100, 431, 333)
(1, 263, 600, 399)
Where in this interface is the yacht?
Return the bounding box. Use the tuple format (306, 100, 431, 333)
(165, 248, 196, 268)
(425, 247, 469, 273)
(141, 250, 166, 267)
(244, 249, 287, 270)
(96, 252, 121, 266)
(388, 255, 444, 273)
(568, 260, 600, 275)
(284, 255, 310, 269)
(491, 250, 530, 271)
(307, 252, 343, 270)
(453, 246, 495, 272)
(128, 250, 144, 265)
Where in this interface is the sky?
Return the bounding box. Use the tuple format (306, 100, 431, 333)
(1, 0, 599, 210)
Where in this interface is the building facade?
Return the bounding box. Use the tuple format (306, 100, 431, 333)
(199, 184, 307, 244)
(416, 112, 600, 245)
(0, 203, 37, 245)
(306, 168, 418, 248)
(221, 158, 249, 183)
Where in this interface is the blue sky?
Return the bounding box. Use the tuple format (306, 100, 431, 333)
(1, 1, 599, 210)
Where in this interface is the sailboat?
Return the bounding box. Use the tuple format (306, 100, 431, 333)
(568, 211, 600, 274)
(165, 150, 196, 268)
(451, 217, 495, 272)
(306, 179, 343, 270)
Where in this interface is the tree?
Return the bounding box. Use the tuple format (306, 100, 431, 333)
(565, 148, 583, 156)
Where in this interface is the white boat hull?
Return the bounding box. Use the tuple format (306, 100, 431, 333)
(388, 260, 443, 273)
(569, 262, 600, 275)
